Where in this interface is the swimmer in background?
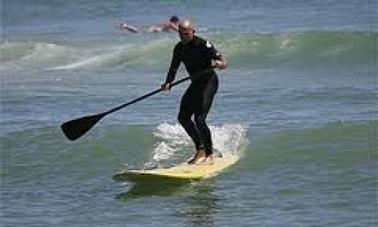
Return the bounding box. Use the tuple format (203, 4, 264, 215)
(120, 16, 179, 33)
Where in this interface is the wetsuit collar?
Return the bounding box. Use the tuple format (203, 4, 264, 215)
(182, 36, 198, 46)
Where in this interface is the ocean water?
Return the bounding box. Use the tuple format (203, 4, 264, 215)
(1, 0, 377, 226)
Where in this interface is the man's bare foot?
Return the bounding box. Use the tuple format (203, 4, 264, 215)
(192, 154, 214, 165)
(203, 154, 214, 164)
(188, 149, 206, 164)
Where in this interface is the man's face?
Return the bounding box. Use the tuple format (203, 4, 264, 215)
(178, 26, 194, 44)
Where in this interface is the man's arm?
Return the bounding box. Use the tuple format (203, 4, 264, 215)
(168, 22, 179, 31)
(208, 41, 227, 70)
(162, 45, 181, 90)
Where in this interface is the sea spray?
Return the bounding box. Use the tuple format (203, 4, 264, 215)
(146, 123, 249, 168)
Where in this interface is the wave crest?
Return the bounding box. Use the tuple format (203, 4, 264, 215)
(1, 31, 374, 71)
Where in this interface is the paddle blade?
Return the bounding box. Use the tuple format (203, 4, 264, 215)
(61, 113, 105, 140)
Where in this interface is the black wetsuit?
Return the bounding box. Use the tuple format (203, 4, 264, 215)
(165, 36, 222, 155)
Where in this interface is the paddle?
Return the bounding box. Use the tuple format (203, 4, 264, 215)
(61, 76, 191, 141)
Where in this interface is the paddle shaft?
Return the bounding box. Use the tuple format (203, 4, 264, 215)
(102, 76, 190, 116)
(101, 67, 214, 116)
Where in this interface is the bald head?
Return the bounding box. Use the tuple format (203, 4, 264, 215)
(178, 19, 194, 30)
(178, 19, 195, 44)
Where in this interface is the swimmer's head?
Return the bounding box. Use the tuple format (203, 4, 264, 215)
(169, 16, 179, 23)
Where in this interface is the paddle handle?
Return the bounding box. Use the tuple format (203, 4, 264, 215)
(103, 76, 190, 116)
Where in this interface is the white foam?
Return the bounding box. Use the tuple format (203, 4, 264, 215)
(0, 42, 78, 70)
(152, 142, 176, 161)
(22, 43, 77, 62)
(211, 124, 249, 155)
(280, 37, 292, 49)
(49, 47, 124, 70)
(150, 123, 249, 162)
(50, 53, 112, 70)
(49, 39, 173, 71)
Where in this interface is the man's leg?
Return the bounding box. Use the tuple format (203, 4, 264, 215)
(194, 74, 218, 157)
(194, 113, 212, 156)
(178, 84, 206, 163)
(178, 110, 203, 151)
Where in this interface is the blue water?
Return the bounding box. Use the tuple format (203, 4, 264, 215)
(1, 0, 377, 226)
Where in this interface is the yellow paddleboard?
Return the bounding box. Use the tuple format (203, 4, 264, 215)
(113, 153, 239, 182)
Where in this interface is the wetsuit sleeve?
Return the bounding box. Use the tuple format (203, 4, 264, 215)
(206, 41, 222, 60)
(165, 44, 181, 84)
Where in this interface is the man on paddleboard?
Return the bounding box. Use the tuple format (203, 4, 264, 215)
(161, 19, 228, 164)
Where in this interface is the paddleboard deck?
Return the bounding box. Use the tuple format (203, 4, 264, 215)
(113, 153, 239, 182)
